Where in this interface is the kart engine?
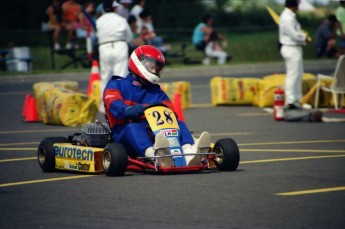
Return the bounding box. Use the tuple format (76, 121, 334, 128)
(69, 121, 111, 147)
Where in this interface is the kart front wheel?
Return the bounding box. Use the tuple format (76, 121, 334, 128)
(102, 143, 128, 176)
(213, 138, 240, 171)
(37, 137, 69, 172)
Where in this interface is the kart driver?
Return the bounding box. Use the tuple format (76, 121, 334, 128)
(103, 45, 211, 167)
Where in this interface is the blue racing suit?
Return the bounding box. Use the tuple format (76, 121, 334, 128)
(103, 73, 194, 157)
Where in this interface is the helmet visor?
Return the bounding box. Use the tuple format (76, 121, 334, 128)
(139, 56, 164, 77)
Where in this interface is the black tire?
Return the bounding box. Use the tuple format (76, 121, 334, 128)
(37, 137, 69, 172)
(213, 138, 240, 171)
(102, 143, 128, 176)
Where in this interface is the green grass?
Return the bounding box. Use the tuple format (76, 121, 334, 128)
(0, 26, 322, 76)
(164, 26, 319, 65)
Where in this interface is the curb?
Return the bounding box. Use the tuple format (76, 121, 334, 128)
(0, 59, 337, 84)
(162, 59, 337, 78)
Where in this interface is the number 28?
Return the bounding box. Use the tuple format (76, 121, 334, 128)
(152, 110, 174, 125)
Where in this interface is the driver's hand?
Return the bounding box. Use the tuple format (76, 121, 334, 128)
(125, 104, 145, 120)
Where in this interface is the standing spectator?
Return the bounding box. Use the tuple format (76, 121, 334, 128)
(314, 15, 341, 59)
(127, 15, 144, 54)
(76, 1, 97, 47)
(62, 0, 81, 49)
(205, 30, 229, 65)
(96, 0, 132, 113)
(279, 0, 309, 109)
(130, 0, 144, 20)
(336, 0, 345, 55)
(46, 0, 63, 50)
(116, 0, 132, 19)
(136, 10, 169, 53)
(136, 9, 152, 33)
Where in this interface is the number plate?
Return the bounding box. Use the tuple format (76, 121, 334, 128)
(144, 106, 179, 132)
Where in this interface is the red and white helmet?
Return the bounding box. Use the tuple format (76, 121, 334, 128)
(128, 45, 165, 84)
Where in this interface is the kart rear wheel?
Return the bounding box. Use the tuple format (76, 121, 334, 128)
(102, 143, 128, 176)
(213, 138, 240, 171)
(37, 137, 69, 172)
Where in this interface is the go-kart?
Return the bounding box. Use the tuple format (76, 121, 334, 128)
(37, 104, 240, 176)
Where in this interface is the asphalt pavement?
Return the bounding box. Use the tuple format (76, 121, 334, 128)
(0, 59, 344, 229)
(0, 58, 338, 83)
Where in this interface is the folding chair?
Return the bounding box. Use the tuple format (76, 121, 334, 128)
(314, 55, 345, 109)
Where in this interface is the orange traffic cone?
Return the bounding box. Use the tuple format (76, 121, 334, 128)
(173, 93, 185, 122)
(87, 60, 100, 96)
(22, 94, 31, 117)
(25, 96, 39, 122)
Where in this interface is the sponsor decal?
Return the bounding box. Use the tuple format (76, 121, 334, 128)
(54, 146, 93, 161)
(170, 149, 181, 155)
(160, 129, 178, 137)
(78, 162, 90, 171)
(63, 161, 78, 170)
(63, 161, 91, 171)
(167, 137, 179, 147)
(104, 94, 115, 100)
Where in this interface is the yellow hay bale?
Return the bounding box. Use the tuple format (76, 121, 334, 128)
(33, 82, 55, 121)
(210, 77, 261, 105)
(43, 87, 97, 126)
(33, 81, 80, 121)
(89, 80, 101, 108)
(51, 81, 79, 92)
(44, 87, 67, 125)
(59, 92, 98, 127)
(253, 73, 316, 108)
(160, 81, 191, 109)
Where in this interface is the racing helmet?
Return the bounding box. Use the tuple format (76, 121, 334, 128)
(128, 45, 165, 84)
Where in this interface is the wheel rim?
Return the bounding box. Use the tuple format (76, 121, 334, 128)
(214, 146, 224, 165)
(38, 146, 46, 165)
(102, 151, 111, 170)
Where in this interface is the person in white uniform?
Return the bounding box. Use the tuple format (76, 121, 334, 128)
(279, 0, 309, 109)
(130, 0, 144, 20)
(96, 0, 133, 112)
(116, 0, 132, 20)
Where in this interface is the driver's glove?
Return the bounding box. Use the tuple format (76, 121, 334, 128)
(125, 104, 145, 120)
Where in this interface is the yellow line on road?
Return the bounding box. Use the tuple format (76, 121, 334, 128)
(210, 132, 252, 137)
(0, 129, 78, 135)
(193, 132, 252, 138)
(0, 154, 345, 164)
(240, 154, 345, 164)
(0, 175, 97, 188)
(276, 186, 345, 196)
(0, 157, 36, 163)
(0, 142, 39, 146)
(237, 113, 271, 116)
(3, 154, 345, 165)
(238, 139, 345, 146)
(0, 148, 37, 151)
(0, 91, 27, 96)
(1, 155, 344, 187)
(0, 139, 342, 147)
(240, 149, 345, 153)
(190, 103, 213, 108)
